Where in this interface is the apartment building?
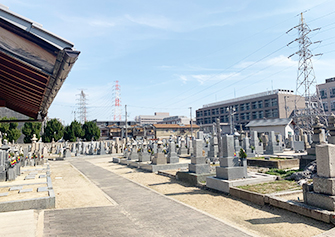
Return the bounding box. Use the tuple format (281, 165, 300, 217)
(317, 77, 335, 114)
(196, 89, 305, 130)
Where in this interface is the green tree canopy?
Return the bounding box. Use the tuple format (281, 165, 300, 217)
(42, 119, 64, 143)
(22, 120, 42, 143)
(64, 120, 84, 142)
(82, 121, 100, 141)
(0, 117, 21, 143)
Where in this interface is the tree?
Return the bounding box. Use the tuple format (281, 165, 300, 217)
(64, 120, 84, 142)
(82, 121, 100, 141)
(42, 119, 64, 143)
(22, 120, 42, 143)
(0, 117, 21, 143)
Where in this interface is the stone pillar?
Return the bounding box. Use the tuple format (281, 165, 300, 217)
(304, 144, 335, 211)
(307, 116, 325, 155)
(138, 142, 151, 162)
(216, 135, 247, 180)
(152, 141, 166, 165)
(167, 141, 179, 164)
(188, 139, 210, 174)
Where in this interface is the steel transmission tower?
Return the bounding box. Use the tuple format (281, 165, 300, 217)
(287, 12, 326, 131)
(76, 90, 88, 123)
(112, 81, 122, 121)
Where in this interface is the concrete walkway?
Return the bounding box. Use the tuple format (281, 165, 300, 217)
(43, 159, 253, 237)
(0, 210, 36, 237)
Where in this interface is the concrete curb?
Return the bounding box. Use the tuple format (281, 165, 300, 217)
(0, 162, 55, 213)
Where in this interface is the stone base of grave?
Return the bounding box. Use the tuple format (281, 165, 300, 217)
(313, 176, 335, 195)
(176, 171, 215, 186)
(138, 154, 151, 162)
(119, 159, 135, 165)
(178, 148, 188, 156)
(299, 154, 316, 170)
(206, 172, 277, 194)
(98, 149, 106, 155)
(216, 166, 247, 180)
(152, 153, 167, 165)
(63, 149, 71, 158)
(7, 168, 16, 181)
(128, 161, 144, 168)
(0, 170, 6, 182)
(304, 191, 335, 211)
(128, 153, 138, 160)
(167, 155, 179, 164)
(139, 163, 189, 173)
(112, 157, 121, 163)
(188, 164, 210, 174)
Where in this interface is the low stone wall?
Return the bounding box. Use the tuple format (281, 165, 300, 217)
(229, 187, 265, 206)
(0, 191, 55, 212)
(247, 158, 299, 169)
(228, 187, 335, 224)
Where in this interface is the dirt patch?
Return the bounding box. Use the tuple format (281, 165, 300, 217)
(238, 180, 301, 194)
(49, 160, 114, 209)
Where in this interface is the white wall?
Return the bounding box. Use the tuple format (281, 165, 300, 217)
(249, 124, 293, 139)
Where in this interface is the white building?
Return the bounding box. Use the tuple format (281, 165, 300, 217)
(134, 112, 170, 125)
(157, 115, 192, 125)
(246, 118, 294, 139)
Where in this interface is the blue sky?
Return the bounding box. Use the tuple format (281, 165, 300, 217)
(3, 0, 335, 124)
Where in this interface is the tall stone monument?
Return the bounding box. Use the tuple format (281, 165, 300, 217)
(188, 139, 210, 174)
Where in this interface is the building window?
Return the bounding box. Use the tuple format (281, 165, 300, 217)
(234, 105, 239, 112)
(323, 102, 329, 112)
(212, 108, 219, 115)
(245, 103, 250, 110)
(320, 89, 327, 99)
(271, 98, 278, 107)
(220, 107, 225, 114)
(330, 88, 335, 98)
(265, 110, 271, 118)
(258, 100, 263, 108)
(234, 114, 239, 121)
(252, 101, 257, 109)
(332, 101, 335, 111)
(240, 104, 245, 111)
(264, 99, 270, 107)
(272, 109, 278, 117)
(252, 111, 257, 119)
(245, 112, 250, 120)
(240, 113, 245, 120)
(204, 117, 210, 124)
(258, 110, 264, 118)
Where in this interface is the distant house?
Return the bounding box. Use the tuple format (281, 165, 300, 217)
(246, 118, 294, 139)
(153, 124, 200, 139)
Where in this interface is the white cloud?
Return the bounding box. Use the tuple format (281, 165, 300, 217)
(235, 55, 297, 69)
(125, 14, 173, 30)
(178, 72, 239, 84)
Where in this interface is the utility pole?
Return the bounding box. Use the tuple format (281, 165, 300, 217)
(189, 107, 193, 139)
(125, 105, 128, 142)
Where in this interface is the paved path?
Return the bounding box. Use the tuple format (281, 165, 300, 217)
(44, 159, 253, 236)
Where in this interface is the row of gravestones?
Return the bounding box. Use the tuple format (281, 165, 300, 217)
(121, 132, 247, 181)
(0, 140, 45, 182)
